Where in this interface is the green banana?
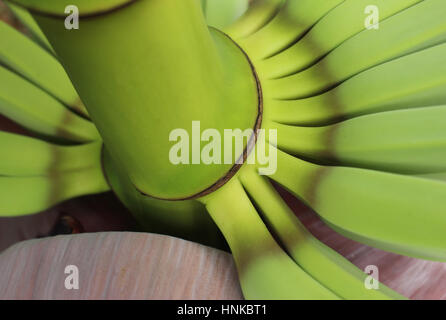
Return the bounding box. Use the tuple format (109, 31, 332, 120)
(266, 42, 446, 125)
(257, 0, 423, 77)
(0, 21, 87, 116)
(266, 105, 446, 174)
(239, 164, 405, 300)
(0, 131, 102, 176)
(415, 172, 446, 182)
(225, 0, 284, 39)
(271, 147, 446, 262)
(0, 166, 109, 217)
(0, 138, 109, 217)
(5, 2, 54, 53)
(263, 0, 446, 99)
(202, 0, 249, 30)
(0, 64, 98, 142)
(202, 177, 339, 300)
(237, 0, 346, 60)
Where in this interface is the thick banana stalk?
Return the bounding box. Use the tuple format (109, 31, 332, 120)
(239, 165, 405, 300)
(202, 178, 339, 300)
(29, 0, 260, 200)
(0, 21, 87, 116)
(271, 148, 446, 262)
(266, 42, 446, 125)
(0, 64, 99, 143)
(102, 148, 227, 250)
(266, 105, 446, 174)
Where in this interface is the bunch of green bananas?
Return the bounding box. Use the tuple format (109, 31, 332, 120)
(1, 0, 446, 300)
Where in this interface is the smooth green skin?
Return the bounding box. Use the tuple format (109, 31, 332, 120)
(266, 42, 446, 126)
(202, 177, 339, 300)
(0, 21, 87, 116)
(0, 165, 109, 217)
(203, 0, 249, 30)
(0, 131, 102, 176)
(225, 0, 284, 39)
(239, 165, 405, 300)
(102, 148, 227, 250)
(267, 105, 446, 175)
(33, 0, 259, 199)
(0, 64, 99, 143)
(416, 172, 446, 182)
(237, 0, 345, 60)
(258, 0, 423, 78)
(5, 2, 54, 54)
(271, 148, 446, 262)
(264, 0, 446, 99)
(6, 0, 134, 16)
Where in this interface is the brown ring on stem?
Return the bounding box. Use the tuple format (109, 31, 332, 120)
(116, 28, 264, 202)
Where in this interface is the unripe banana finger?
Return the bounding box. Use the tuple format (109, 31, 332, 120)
(267, 105, 446, 174)
(0, 21, 87, 116)
(0, 165, 109, 217)
(271, 148, 446, 262)
(225, 0, 284, 39)
(239, 165, 405, 300)
(0, 131, 103, 176)
(266, 42, 446, 126)
(0, 64, 99, 143)
(258, 0, 423, 77)
(264, 0, 446, 99)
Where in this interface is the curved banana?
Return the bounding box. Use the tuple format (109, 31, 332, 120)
(224, 0, 284, 39)
(271, 147, 446, 262)
(239, 165, 405, 300)
(0, 131, 102, 176)
(266, 42, 446, 126)
(236, 0, 346, 60)
(0, 140, 109, 217)
(257, 0, 423, 77)
(266, 105, 446, 174)
(5, 2, 54, 53)
(0, 21, 87, 116)
(263, 0, 446, 99)
(0, 64, 99, 143)
(202, 0, 249, 30)
(0, 167, 109, 217)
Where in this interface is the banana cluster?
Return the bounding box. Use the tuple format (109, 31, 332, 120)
(1, 0, 445, 300)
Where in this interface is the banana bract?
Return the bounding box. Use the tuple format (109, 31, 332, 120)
(4, 0, 446, 299)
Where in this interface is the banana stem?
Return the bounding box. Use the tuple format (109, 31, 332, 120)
(202, 177, 339, 300)
(32, 0, 260, 199)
